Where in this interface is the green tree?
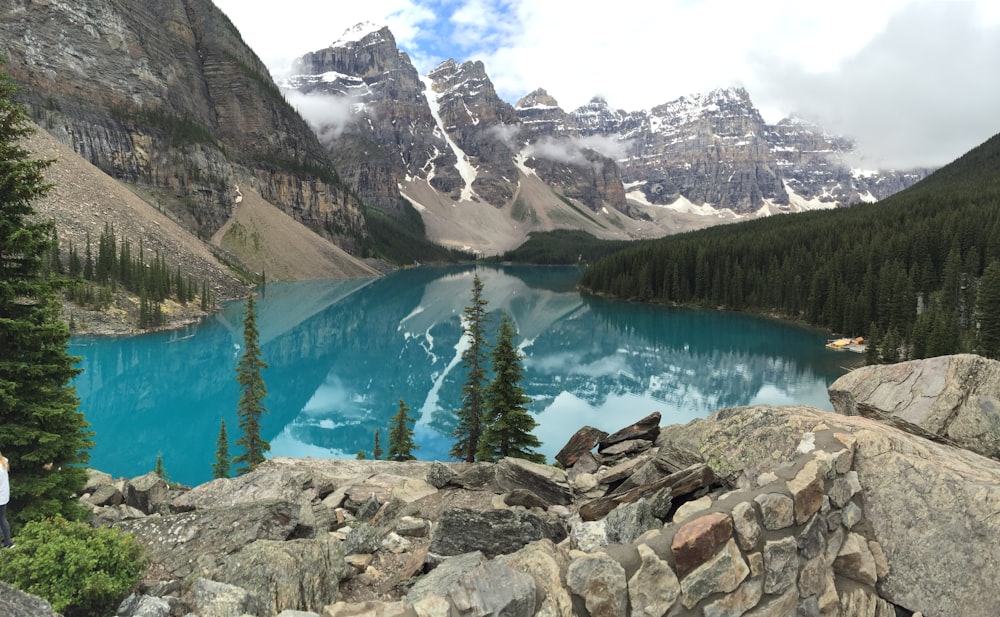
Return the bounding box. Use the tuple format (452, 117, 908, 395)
(233, 293, 269, 474)
(0, 64, 93, 525)
(372, 428, 383, 460)
(387, 398, 418, 461)
(477, 313, 545, 463)
(355, 448, 366, 460)
(212, 420, 231, 479)
(153, 452, 168, 481)
(976, 260, 1000, 358)
(451, 274, 490, 462)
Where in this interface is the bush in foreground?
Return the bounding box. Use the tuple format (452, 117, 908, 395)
(0, 517, 146, 617)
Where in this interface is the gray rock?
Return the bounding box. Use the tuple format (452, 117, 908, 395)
(205, 536, 350, 614)
(345, 522, 383, 554)
(703, 576, 763, 617)
(116, 500, 302, 579)
(83, 468, 115, 493)
(185, 578, 262, 617)
(797, 513, 826, 560)
(499, 540, 574, 617)
(731, 500, 762, 551)
(833, 532, 877, 586)
(495, 457, 573, 506)
(753, 492, 794, 530)
(842, 500, 864, 529)
(429, 508, 566, 558)
(447, 560, 538, 617)
(504, 488, 550, 509)
(628, 543, 680, 617)
(828, 354, 1000, 460)
(425, 461, 457, 488)
(679, 539, 750, 609)
(0, 582, 60, 617)
(396, 516, 430, 537)
(407, 552, 487, 605)
(89, 483, 125, 507)
(762, 536, 798, 595)
(566, 552, 628, 617)
(603, 498, 660, 545)
(115, 593, 171, 617)
(451, 462, 498, 490)
(125, 472, 171, 515)
(598, 412, 661, 450)
(744, 588, 797, 617)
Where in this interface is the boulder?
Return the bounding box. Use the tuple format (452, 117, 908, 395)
(598, 412, 661, 451)
(184, 578, 262, 617)
(566, 552, 628, 617)
(829, 354, 1000, 460)
(203, 536, 351, 614)
(499, 540, 574, 617)
(116, 500, 303, 579)
(555, 426, 608, 467)
(0, 582, 60, 617)
(495, 457, 573, 506)
(125, 472, 171, 515)
(689, 405, 1000, 617)
(429, 508, 566, 558)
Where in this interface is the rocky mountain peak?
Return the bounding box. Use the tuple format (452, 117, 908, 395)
(516, 88, 561, 110)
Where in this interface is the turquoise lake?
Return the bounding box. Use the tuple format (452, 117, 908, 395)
(70, 265, 852, 486)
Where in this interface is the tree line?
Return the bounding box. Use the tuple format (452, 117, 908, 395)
(580, 132, 1000, 363)
(53, 222, 212, 328)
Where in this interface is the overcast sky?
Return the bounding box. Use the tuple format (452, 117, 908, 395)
(212, 0, 1000, 169)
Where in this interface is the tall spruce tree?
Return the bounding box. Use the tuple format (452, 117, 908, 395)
(233, 293, 269, 474)
(477, 313, 544, 463)
(451, 273, 490, 463)
(0, 63, 93, 524)
(212, 420, 231, 479)
(372, 428, 384, 460)
(976, 260, 1000, 359)
(387, 398, 418, 461)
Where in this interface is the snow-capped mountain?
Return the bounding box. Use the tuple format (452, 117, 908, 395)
(283, 23, 931, 252)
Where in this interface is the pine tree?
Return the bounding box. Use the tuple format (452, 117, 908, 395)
(372, 428, 384, 460)
(477, 313, 544, 463)
(212, 420, 231, 479)
(451, 273, 490, 463)
(387, 398, 418, 461)
(0, 65, 93, 525)
(356, 449, 366, 460)
(154, 452, 169, 481)
(976, 260, 1000, 359)
(233, 293, 270, 474)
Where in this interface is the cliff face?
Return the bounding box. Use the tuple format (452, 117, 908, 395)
(0, 0, 365, 248)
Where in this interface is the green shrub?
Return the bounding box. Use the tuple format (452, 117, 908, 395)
(0, 517, 146, 617)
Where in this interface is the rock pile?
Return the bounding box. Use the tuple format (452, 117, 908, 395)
(6, 355, 1000, 617)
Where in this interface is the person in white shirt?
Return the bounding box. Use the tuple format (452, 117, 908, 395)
(0, 451, 11, 548)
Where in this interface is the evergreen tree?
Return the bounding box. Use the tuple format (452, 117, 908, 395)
(212, 420, 231, 479)
(387, 398, 418, 461)
(372, 428, 383, 460)
(451, 274, 490, 463)
(154, 452, 168, 481)
(0, 65, 93, 525)
(356, 449, 366, 460)
(976, 260, 1000, 359)
(233, 293, 270, 474)
(477, 313, 545, 463)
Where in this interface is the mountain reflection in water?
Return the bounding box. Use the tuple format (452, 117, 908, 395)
(71, 265, 849, 486)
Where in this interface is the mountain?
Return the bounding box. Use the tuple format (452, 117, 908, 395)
(282, 24, 930, 254)
(0, 0, 370, 267)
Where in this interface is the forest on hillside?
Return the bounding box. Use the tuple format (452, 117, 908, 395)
(579, 133, 1000, 362)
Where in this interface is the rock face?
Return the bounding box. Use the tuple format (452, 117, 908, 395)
(0, 582, 60, 617)
(0, 0, 366, 248)
(829, 353, 1000, 459)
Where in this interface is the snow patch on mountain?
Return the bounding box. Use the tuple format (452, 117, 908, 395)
(420, 75, 479, 202)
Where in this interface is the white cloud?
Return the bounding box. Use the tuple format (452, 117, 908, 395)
(524, 135, 631, 166)
(283, 91, 359, 143)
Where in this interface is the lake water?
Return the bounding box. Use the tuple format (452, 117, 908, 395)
(70, 265, 852, 486)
